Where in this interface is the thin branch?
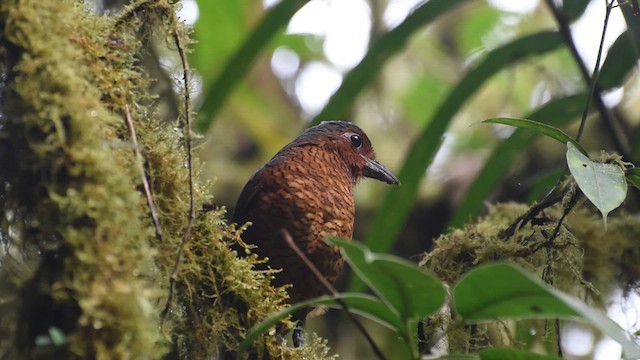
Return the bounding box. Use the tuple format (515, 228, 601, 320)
(500, 192, 565, 239)
(541, 188, 580, 358)
(280, 230, 388, 360)
(161, 25, 196, 322)
(555, 319, 564, 357)
(124, 104, 164, 242)
(544, 0, 630, 157)
(576, 0, 616, 142)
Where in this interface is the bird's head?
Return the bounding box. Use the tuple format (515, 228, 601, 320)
(290, 121, 400, 185)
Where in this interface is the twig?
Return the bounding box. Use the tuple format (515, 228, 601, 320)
(161, 24, 196, 322)
(555, 319, 564, 357)
(124, 104, 164, 242)
(541, 189, 580, 358)
(576, 0, 616, 143)
(280, 230, 388, 360)
(543, 0, 630, 157)
(500, 192, 565, 239)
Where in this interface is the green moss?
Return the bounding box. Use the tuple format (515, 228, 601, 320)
(0, 0, 328, 358)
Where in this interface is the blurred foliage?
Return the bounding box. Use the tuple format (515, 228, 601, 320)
(2, 0, 640, 359)
(194, 0, 640, 358)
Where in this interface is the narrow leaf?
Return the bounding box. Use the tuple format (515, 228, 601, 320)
(566, 142, 627, 228)
(196, 0, 304, 132)
(311, 0, 471, 125)
(481, 118, 584, 154)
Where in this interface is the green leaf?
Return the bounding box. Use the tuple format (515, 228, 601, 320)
(618, 6, 640, 160)
(620, 3, 640, 80)
(324, 293, 404, 331)
(449, 94, 587, 228)
(454, 263, 580, 320)
(192, 0, 248, 81)
(195, 0, 305, 132)
(238, 293, 401, 356)
(599, 31, 640, 89)
(454, 263, 640, 359)
(455, 6, 501, 55)
(401, 74, 448, 126)
(358, 31, 565, 289)
(566, 142, 627, 228)
(310, 0, 471, 125)
(328, 238, 445, 322)
(561, 0, 591, 22)
(480, 348, 560, 360)
(626, 167, 640, 190)
(481, 118, 584, 154)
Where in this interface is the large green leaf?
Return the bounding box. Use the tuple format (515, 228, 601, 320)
(195, 0, 306, 132)
(357, 31, 565, 289)
(454, 263, 640, 359)
(454, 263, 580, 320)
(566, 141, 627, 228)
(328, 238, 445, 322)
(449, 94, 587, 228)
(310, 0, 471, 125)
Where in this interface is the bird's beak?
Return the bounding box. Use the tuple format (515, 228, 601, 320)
(362, 156, 400, 185)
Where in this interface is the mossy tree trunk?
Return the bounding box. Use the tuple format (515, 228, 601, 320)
(0, 1, 316, 359)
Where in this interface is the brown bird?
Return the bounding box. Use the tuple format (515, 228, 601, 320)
(232, 121, 399, 346)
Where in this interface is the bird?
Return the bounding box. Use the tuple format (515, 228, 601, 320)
(232, 121, 399, 346)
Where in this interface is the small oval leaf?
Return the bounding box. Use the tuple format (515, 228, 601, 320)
(566, 142, 627, 228)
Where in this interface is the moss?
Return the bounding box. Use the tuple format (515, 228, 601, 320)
(421, 201, 640, 354)
(0, 0, 164, 358)
(0, 0, 330, 358)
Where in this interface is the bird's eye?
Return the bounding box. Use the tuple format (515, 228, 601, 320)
(350, 134, 362, 148)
